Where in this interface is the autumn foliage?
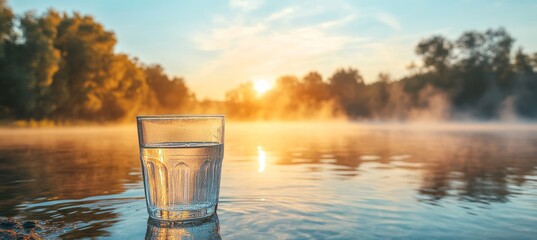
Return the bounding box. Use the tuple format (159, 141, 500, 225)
(1, 1, 536, 123)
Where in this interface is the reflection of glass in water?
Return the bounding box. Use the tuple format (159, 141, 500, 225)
(141, 142, 224, 220)
(145, 214, 221, 240)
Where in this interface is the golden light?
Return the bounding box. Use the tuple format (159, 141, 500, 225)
(253, 79, 272, 96)
(257, 146, 266, 173)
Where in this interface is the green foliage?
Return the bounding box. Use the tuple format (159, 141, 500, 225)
(0, 1, 536, 122)
(416, 35, 452, 73)
(367, 73, 390, 115)
(401, 28, 535, 120)
(17, 11, 61, 118)
(225, 28, 537, 121)
(0, 0, 13, 54)
(514, 48, 533, 74)
(225, 82, 258, 119)
(328, 68, 368, 117)
(301, 71, 331, 103)
(145, 64, 193, 112)
(0, 0, 14, 116)
(53, 13, 119, 119)
(0, 4, 191, 122)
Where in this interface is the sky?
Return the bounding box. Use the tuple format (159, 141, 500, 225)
(9, 0, 537, 100)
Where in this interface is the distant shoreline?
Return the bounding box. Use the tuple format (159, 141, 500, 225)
(2, 121, 537, 132)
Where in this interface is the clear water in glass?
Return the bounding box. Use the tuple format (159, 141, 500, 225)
(140, 142, 223, 221)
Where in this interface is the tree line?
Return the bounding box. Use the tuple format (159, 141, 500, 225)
(0, 1, 193, 123)
(1, 1, 537, 123)
(223, 27, 537, 121)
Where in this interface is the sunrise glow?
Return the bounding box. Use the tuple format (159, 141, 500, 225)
(254, 79, 272, 96)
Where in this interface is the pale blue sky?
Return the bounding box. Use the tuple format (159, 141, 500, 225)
(9, 0, 537, 99)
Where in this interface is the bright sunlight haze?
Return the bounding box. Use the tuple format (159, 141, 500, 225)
(9, 0, 537, 100)
(254, 79, 272, 96)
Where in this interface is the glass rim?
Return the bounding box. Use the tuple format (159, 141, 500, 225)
(137, 114, 225, 121)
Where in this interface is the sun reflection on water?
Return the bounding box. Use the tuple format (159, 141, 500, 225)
(257, 146, 266, 173)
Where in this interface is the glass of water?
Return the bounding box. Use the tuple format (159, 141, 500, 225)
(137, 115, 224, 221)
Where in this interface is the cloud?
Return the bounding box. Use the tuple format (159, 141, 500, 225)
(195, 24, 266, 51)
(230, 0, 263, 12)
(191, 12, 357, 97)
(192, 22, 353, 82)
(376, 12, 401, 31)
(319, 15, 355, 29)
(266, 7, 295, 22)
(188, 4, 415, 99)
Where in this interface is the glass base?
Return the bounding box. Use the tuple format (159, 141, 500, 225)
(149, 206, 216, 221)
(146, 214, 221, 239)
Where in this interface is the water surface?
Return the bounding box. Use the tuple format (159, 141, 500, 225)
(0, 123, 536, 239)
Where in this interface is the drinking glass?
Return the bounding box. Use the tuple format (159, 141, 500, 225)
(137, 115, 225, 221)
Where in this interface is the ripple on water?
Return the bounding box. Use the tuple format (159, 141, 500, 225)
(360, 155, 381, 161)
(1, 125, 537, 239)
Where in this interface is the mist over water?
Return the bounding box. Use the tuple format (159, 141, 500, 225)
(1, 1, 537, 239)
(0, 123, 536, 239)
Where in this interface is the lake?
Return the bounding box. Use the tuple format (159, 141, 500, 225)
(0, 123, 536, 239)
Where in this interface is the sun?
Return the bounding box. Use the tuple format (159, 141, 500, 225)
(253, 79, 272, 96)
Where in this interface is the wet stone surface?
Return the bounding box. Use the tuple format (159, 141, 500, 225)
(0, 218, 71, 240)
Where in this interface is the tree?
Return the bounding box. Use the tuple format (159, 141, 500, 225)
(513, 48, 533, 74)
(329, 68, 363, 100)
(456, 28, 513, 83)
(16, 10, 61, 118)
(97, 55, 149, 121)
(328, 68, 367, 117)
(456, 31, 487, 68)
(225, 82, 258, 119)
(0, 0, 13, 57)
(0, 4, 197, 122)
(52, 12, 118, 120)
(532, 53, 537, 70)
(0, 0, 15, 116)
(451, 28, 514, 118)
(301, 71, 330, 103)
(416, 35, 453, 73)
(484, 28, 514, 89)
(512, 48, 537, 118)
(367, 73, 390, 117)
(145, 64, 192, 112)
(2, 1, 537, 123)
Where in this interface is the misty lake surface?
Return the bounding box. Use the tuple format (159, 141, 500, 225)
(1, 123, 537, 239)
